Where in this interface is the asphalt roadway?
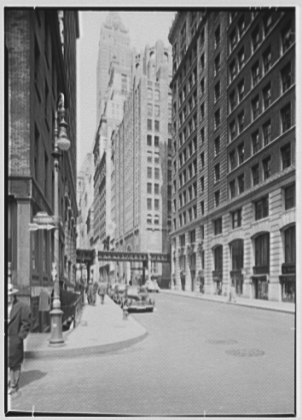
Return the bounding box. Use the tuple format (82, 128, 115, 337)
(9, 292, 295, 417)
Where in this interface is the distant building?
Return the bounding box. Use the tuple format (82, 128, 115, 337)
(169, 9, 295, 302)
(96, 12, 132, 124)
(77, 153, 94, 250)
(5, 9, 79, 331)
(111, 40, 173, 285)
(93, 22, 133, 282)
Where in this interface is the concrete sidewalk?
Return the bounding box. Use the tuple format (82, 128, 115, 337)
(162, 288, 295, 314)
(24, 295, 148, 359)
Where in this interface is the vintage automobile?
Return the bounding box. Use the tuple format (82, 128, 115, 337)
(122, 286, 155, 312)
(145, 279, 160, 293)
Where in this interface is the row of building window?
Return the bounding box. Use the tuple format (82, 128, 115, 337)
(174, 181, 294, 231)
(229, 144, 292, 197)
(147, 103, 160, 118)
(211, 226, 295, 272)
(146, 214, 160, 225)
(229, 101, 292, 143)
(147, 183, 160, 194)
(147, 88, 160, 101)
(230, 62, 292, 119)
(213, 184, 295, 235)
(177, 220, 294, 266)
(178, 95, 197, 123)
(147, 135, 160, 147)
(176, 226, 295, 284)
(229, 52, 293, 118)
(178, 161, 197, 187)
(177, 182, 197, 208)
(147, 167, 160, 179)
(178, 69, 197, 104)
(230, 128, 291, 169)
(213, 17, 223, 210)
(178, 205, 197, 227)
(147, 153, 160, 164)
(147, 119, 160, 132)
(229, 13, 292, 56)
(147, 198, 160, 211)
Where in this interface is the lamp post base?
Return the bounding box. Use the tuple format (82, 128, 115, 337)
(49, 308, 65, 346)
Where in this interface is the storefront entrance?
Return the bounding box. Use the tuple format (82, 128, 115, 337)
(252, 276, 268, 300)
(280, 277, 295, 302)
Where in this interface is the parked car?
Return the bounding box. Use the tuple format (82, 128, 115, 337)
(122, 286, 155, 312)
(145, 279, 160, 293)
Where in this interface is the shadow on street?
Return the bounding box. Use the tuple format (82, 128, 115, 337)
(19, 370, 47, 389)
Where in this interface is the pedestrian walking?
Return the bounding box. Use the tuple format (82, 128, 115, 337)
(7, 283, 31, 396)
(228, 280, 237, 303)
(87, 281, 94, 305)
(92, 281, 98, 305)
(98, 281, 107, 304)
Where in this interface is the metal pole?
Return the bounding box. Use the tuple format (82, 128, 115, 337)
(49, 111, 64, 345)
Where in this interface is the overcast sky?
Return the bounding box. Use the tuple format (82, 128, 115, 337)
(76, 10, 176, 169)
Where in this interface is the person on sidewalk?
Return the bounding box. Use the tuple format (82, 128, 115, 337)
(98, 281, 107, 304)
(92, 281, 98, 305)
(7, 283, 31, 396)
(87, 281, 94, 305)
(228, 280, 237, 303)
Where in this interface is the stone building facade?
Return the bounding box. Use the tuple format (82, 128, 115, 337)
(5, 9, 79, 330)
(169, 9, 295, 302)
(111, 40, 173, 284)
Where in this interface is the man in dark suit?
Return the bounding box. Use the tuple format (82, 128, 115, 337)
(7, 283, 31, 396)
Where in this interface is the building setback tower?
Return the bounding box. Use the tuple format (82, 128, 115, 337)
(169, 9, 295, 302)
(112, 40, 173, 284)
(96, 12, 132, 124)
(5, 9, 79, 331)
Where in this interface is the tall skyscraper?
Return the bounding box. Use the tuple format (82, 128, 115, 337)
(96, 12, 132, 124)
(169, 9, 295, 303)
(111, 40, 172, 284)
(92, 13, 133, 282)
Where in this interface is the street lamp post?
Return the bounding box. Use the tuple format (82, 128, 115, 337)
(49, 93, 71, 346)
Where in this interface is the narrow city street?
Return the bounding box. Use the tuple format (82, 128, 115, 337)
(10, 293, 295, 416)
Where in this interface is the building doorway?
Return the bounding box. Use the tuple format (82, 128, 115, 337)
(213, 245, 223, 294)
(229, 239, 244, 296)
(252, 232, 270, 300)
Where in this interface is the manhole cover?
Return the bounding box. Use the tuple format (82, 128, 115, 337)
(207, 339, 238, 345)
(80, 320, 88, 327)
(226, 348, 265, 357)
